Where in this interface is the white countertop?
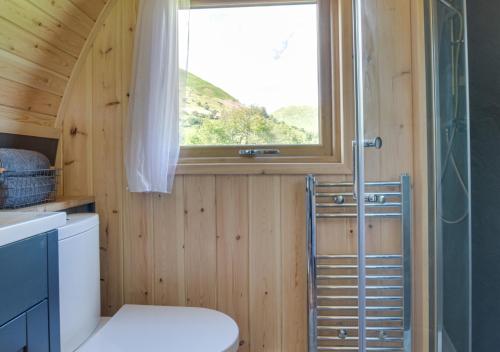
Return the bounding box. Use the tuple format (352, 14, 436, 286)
(0, 212, 67, 246)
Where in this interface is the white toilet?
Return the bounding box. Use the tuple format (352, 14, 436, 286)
(58, 213, 239, 352)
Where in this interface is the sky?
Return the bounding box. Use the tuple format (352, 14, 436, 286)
(179, 4, 319, 113)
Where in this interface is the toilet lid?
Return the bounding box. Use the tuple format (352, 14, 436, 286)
(77, 305, 239, 352)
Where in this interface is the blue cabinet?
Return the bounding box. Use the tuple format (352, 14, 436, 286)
(0, 313, 26, 351)
(27, 300, 50, 352)
(0, 231, 60, 352)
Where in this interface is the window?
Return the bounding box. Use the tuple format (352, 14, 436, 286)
(179, 0, 333, 161)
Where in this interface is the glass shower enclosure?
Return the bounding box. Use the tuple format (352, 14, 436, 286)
(306, 0, 471, 350)
(353, 0, 415, 350)
(354, 0, 471, 351)
(427, 0, 471, 351)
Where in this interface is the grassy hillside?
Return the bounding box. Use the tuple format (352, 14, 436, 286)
(181, 72, 315, 146)
(185, 71, 237, 102)
(272, 105, 319, 136)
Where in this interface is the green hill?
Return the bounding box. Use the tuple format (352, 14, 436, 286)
(185, 71, 237, 102)
(272, 105, 319, 136)
(181, 72, 315, 146)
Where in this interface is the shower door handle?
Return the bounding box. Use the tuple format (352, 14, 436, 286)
(364, 137, 383, 149)
(352, 137, 383, 199)
(352, 141, 357, 199)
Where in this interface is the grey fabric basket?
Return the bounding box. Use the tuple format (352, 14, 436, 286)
(0, 149, 57, 208)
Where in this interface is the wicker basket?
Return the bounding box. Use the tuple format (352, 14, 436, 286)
(0, 169, 60, 209)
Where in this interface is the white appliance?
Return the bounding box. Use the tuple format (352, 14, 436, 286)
(58, 213, 239, 352)
(0, 211, 66, 246)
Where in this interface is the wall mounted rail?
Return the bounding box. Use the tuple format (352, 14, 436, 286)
(306, 174, 412, 352)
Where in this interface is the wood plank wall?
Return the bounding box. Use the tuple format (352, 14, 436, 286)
(0, 0, 110, 139)
(58, 0, 429, 351)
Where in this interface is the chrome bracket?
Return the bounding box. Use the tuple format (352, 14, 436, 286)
(352, 137, 383, 199)
(238, 149, 281, 157)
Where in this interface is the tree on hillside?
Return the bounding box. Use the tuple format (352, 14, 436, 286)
(185, 106, 313, 145)
(180, 72, 315, 146)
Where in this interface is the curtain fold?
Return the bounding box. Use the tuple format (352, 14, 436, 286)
(126, 0, 189, 193)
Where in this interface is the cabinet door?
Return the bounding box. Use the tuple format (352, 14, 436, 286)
(0, 313, 27, 352)
(27, 300, 49, 352)
(0, 235, 48, 325)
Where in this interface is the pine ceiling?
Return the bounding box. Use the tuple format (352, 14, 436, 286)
(0, 0, 111, 138)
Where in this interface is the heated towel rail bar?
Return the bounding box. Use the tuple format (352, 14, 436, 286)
(306, 174, 412, 352)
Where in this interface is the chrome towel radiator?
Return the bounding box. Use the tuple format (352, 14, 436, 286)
(306, 174, 412, 352)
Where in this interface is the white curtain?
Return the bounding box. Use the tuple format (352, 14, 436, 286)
(126, 0, 189, 193)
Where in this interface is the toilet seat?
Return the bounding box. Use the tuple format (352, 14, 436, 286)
(77, 305, 239, 352)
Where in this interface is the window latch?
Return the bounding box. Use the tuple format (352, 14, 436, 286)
(239, 149, 281, 157)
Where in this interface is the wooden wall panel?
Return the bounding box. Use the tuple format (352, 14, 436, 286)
(216, 176, 250, 351)
(70, 0, 108, 21)
(184, 175, 218, 309)
(53, 1, 428, 351)
(123, 192, 154, 304)
(92, 4, 124, 316)
(0, 105, 55, 127)
(0, 0, 109, 140)
(410, 0, 430, 349)
(281, 176, 308, 352)
(61, 53, 93, 196)
(0, 50, 67, 96)
(0, 77, 61, 115)
(0, 0, 85, 57)
(0, 18, 76, 76)
(249, 176, 282, 352)
(360, 0, 413, 257)
(153, 177, 186, 307)
(0, 118, 59, 139)
(28, 0, 94, 37)
(119, 0, 153, 307)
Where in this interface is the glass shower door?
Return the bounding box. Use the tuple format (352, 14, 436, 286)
(353, 0, 414, 350)
(427, 0, 471, 351)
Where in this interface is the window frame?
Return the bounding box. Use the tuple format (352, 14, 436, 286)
(178, 0, 354, 174)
